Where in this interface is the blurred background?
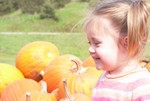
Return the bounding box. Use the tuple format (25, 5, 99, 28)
(0, 0, 150, 65)
(0, 0, 100, 32)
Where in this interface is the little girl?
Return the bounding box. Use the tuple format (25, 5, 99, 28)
(84, 0, 150, 100)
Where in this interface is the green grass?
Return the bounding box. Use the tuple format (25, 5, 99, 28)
(0, 33, 90, 66)
(0, 2, 88, 32)
(0, 33, 150, 66)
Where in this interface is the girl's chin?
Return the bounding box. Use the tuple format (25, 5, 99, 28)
(95, 65, 104, 70)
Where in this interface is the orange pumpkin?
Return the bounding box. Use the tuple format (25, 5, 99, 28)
(33, 70, 59, 99)
(59, 78, 91, 101)
(57, 58, 103, 100)
(146, 62, 150, 71)
(139, 59, 150, 71)
(82, 56, 95, 67)
(19, 80, 57, 101)
(0, 63, 24, 94)
(1, 78, 41, 101)
(19, 91, 57, 101)
(16, 41, 59, 79)
(43, 54, 82, 93)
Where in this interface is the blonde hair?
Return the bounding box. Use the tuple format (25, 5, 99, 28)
(85, 0, 150, 58)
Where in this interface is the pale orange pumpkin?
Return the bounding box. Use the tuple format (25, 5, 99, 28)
(19, 91, 57, 101)
(1, 78, 41, 101)
(19, 80, 57, 101)
(0, 63, 24, 94)
(43, 54, 82, 93)
(57, 58, 103, 100)
(82, 56, 95, 67)
(16, 41, 59, 79)
(59, 78, 91, 101)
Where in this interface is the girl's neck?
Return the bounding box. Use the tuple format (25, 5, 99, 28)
(106, 60, 141, 79)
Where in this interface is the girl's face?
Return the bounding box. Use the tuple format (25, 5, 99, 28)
(86, 17, 128, 71)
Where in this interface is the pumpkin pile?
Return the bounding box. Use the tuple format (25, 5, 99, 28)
(0, 40, 103, 101)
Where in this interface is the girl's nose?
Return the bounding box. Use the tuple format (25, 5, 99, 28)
(88, 46, 95, 54)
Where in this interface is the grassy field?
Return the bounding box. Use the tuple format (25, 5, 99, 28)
(0, 33, 90, 66)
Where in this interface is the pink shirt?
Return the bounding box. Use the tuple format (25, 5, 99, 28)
(92, 64, 150, 101)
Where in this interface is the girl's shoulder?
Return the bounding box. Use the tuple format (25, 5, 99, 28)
(132, 69, 150, 100)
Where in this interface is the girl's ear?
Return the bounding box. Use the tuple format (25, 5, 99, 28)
(122, 36, 128, 49)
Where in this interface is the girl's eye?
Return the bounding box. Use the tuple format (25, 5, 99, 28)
(95, 42, 101, 46)
(88, 41, 91, 45)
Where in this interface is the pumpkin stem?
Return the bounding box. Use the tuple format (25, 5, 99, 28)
(141, 58, 150, 63)
(40, 80, 48, 93)
(26, 92, 31, 101)
(63, 78, 75, 101)
(33, 70, 45, 82)
(70, 58, 88, 74)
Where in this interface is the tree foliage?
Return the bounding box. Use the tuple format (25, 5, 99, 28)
(19, 0, 44, 14)
(40, 4, 58, 20)
(50, 0, 71, 8)
(0, 0, 19, 15)
(0, 0, 73, 20)
(0, 0, 100, 20)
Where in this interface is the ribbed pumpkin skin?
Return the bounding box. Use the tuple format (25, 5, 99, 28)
(1, 78, 41, 101)
(82, 56, 95, 67)
(43, 54, 82, 93)
(0, 63, 24, 94)
(19, 91, 57, 101)
(16, 41, 59, 79)
(57, 66, 103, 100)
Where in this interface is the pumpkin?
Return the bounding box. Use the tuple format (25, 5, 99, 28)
(57, 58, 103, 100)
(82, 56, 95, 67)
(146, 62, 150, 71)
(1, 78, 41, 101)
(19, 80, 57, 101)
(139, 59, 150, 71)
(59, 78, 91, 101)
(0, 63, 24, 94)
(16, 41, 59, 79)
(33, 71, 59, 100)
(19, 91, 57, 101)
(43, 54, 82, 93)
